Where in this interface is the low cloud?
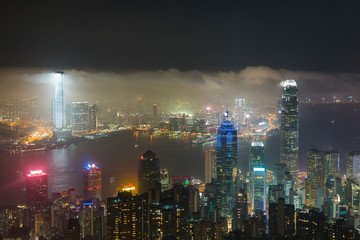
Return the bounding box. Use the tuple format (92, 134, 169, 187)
(0, 66, 359, 112)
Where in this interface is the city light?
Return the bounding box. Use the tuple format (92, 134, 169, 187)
(27, 170, 47, 177)
(1, 3, 359, 238)
(253, 167, 265, 172)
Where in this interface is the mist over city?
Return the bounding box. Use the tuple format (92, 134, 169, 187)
(2, 67, 360, 108)
(1, 1, 360, 240)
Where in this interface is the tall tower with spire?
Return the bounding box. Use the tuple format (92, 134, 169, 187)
(280, 80, 299, 179)
(216, 111, 238, 219)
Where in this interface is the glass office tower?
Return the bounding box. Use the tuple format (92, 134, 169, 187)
(53, 71, 65, 129)
(216, 112, 238, 218)
(280, 80, 299, 179)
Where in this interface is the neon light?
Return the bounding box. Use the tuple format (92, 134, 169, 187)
(254, 168, 265, 172)
(30, 170, 43, 174)
(26, 170, 47, 177)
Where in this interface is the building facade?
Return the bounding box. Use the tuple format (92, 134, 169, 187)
(205, 149, 217, 184)
(216, 112, 238, 218)
(53, 71, 66, 129)
(138, 150, 160, 194)
(72, 102, 89, 134)
(83, 163, 102, 201)
(25, 170, 48, 208)
(280, 79, 299, 178)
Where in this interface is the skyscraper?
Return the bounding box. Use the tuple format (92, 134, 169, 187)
(234, 98, 245, 129)
(251, 167, 266, 214)
(25, 170, 48, 208)
(216, 111, 238, 218)
(347, 151, 360, 180)
(307, 149, 324, 207)
(249, 141, 265, 172)
(89, 104, 97, 131)
(72, 102, 89, 134)
(205, 149, 217, 184)
(269, 198, 295, 239)
(138, 150, 160, 194)
(324, 151, 340, 180)
(160, 169, 170, 192)
(83, 163, 102, 201)
(249, 141, 266, 214)
(280, 79, 299, 178)
(53, 71, 65, 129)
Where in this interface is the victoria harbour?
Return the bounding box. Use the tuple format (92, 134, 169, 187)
(2, 1, 360, 239)
(1, 103, 359, 207)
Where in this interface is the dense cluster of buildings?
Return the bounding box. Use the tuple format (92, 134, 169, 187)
(1, 77, 360, 239)
(0, 164, 104, 240)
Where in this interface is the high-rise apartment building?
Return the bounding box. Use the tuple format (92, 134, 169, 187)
(280, 80, 299, 178)
(107, 191, 148, 240)
(216, 111, 238, 218)
(205, 149, 217, 184)
(160, 169, 170, 192)
(138, 150, 160, 194)
(53, 71, 65, 129)
(72, 102, 89, 134)
(83, 163, 102, 201)
(269, 198, 295, 239)
(25, 170, 48, 208)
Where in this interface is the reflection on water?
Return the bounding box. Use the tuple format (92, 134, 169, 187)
(1, 104, 359, 206)
(0, 132, 214, 206)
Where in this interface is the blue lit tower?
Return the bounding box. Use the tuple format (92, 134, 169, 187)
(53, 71, 65, 129)
(280, 80, 299, 179)
(216, 111, 238, 218)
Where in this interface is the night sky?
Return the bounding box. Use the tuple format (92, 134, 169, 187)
(1, 1, 360, 72)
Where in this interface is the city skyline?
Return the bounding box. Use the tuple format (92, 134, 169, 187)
(1, 1, 360, 239)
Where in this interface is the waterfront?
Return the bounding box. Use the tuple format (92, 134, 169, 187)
(0, 103, 360, 206)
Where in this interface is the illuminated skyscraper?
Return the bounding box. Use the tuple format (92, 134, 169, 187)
(72, 102, 89, 134)
(251, 167, 266, 214)
(83, 163, 102, 201)
(205, 149, 217, 184)
(347, 151, 360, 180)
(249, 141, 266, 214)
(216, 111, 238, 218)
(249, 141, 265, 172)
(324, 151, 340, 180)
(280, 80, 299, 178)
(307, 149, 324, 207)
(53, 71, 65, 129)
(234, 98, 246, 129)
(138, 150, 160, 194)
(160, 169, 170, 192)
(25, 170, 48, 208)
(89, 104, 97, 131)
(80, 201, 94, 238)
